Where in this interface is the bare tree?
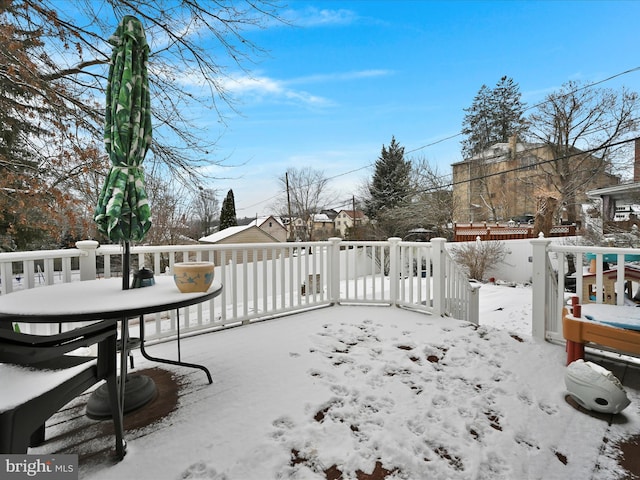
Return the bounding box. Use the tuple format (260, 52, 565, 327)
(193, 188, 220, 238)
(143, 175, 193, 246)
(0, 1, 283, 248)
(2, 0, 284, 188)
(273, 167, 331, 241)
(410, 157, 454, 237)
(532, 195, 559, 238)
(528, 80, 639, 224)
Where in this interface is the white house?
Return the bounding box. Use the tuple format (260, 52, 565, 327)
(335, 210, 368, 238)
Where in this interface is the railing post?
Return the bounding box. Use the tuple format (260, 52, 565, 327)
(430, 237, 446, 316)
(531, 236, 552, 341)
(76, 240, 99, 281)
(1, 262, 13, 294)
(468, 284, 481, 325)
(388, 237, 401, 306)
(328, 237, 342, 304)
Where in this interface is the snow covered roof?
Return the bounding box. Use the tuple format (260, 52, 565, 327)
(337, 210, 367, 219)
(199, 224, 282, 244)
(311, 213, 332, 223)
(199, 225, 251, 243)
(248, 216, 285, 228)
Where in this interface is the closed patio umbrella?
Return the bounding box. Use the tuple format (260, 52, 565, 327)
(95, 15, 152, 290)
(90, 16, 156, 418)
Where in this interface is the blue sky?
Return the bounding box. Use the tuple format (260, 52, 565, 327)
(207, 0, 640, 217)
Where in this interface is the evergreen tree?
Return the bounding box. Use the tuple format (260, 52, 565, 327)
(219, 189, 238, 230)
(365, 136, 412, 218)
(492, 76, 527, 143)
(461, 76, 527, 158)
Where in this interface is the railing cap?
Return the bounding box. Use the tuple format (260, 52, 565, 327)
(76, 240, 99, 251)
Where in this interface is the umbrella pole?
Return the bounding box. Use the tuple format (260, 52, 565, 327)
(123, 241, 130, 290)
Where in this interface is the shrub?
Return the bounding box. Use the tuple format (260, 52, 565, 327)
(450, 239, 508, 281)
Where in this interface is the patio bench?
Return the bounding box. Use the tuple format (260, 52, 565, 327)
(0, 320, 125, 458)
(562, 306, 640, 365)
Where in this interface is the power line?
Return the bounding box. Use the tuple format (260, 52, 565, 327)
(237, 164, 373, 212)
(418, 135, 640, 197)
(369, 136, 638, 216)
(406, 65, 640, 155)
(403, 113, 640, 195)
(240, 65, 640, 211)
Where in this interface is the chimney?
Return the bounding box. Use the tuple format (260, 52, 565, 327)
(509, 135, 517, 161)
(635, 139, 640, 183)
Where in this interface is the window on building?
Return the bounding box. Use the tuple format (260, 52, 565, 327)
(521, 155, 538, 170)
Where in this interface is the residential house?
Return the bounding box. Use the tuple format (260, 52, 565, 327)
(613, 204, 640, 222)
(335, 210, 368, 238)
(309, 213, 335, 241)
(587, 183, 640, 234)
(199, 225, 283, 264)
(452, 137, 620, 223)
(290, 216, 308, 241)
(249, 215, 287, 242)
(320, 209, 338, 222)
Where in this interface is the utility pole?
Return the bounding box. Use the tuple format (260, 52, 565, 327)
(352, 195, 358, 240)
(286, 172, 293, 241)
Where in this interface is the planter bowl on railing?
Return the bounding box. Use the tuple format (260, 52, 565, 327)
(173, 262, 215, 293)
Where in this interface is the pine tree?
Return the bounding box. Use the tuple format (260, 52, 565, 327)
(492, 76, 527, 143)
(461, 76, 527, 158)
(219, 189, 238, 230)
(365, 136, 412, 218)
(460, 84, 493, 159)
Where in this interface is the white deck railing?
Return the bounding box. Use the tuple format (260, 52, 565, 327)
(531, 237, 640, 343)
(0, 237, 479, 342)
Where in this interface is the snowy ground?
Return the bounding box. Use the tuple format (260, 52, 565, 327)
(37, 283, 640, 479)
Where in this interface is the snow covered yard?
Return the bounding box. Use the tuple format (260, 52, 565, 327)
(31, 283, 640, 479)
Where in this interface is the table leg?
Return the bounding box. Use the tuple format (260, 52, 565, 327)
(119, 316, 129, 415)
(138, 313, 213, 384)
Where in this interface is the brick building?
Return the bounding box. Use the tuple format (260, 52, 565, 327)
(452, 138, 619, 223)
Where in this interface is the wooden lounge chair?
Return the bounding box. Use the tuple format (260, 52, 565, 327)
(0, 320, 126, 459)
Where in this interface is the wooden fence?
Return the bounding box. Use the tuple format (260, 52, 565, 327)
(454, 223, 576, 242)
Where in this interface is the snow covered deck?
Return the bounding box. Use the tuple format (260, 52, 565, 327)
(24, 291, 640, 480)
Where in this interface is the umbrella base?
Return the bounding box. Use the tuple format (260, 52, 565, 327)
(86, 374, 157, 419)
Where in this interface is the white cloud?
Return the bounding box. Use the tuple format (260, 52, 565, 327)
(286, 69, 393, 85)
(217, 69, 392, 108)
(220, 74, 332, 107)
(282, 7, 358, 27)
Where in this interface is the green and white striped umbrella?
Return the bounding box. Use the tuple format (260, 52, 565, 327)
(95, 15, 152, 244)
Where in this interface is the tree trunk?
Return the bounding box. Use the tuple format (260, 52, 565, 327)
(533, 196, 558, 238)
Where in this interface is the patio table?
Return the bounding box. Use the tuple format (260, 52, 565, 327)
(0, 276, 222, 428)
